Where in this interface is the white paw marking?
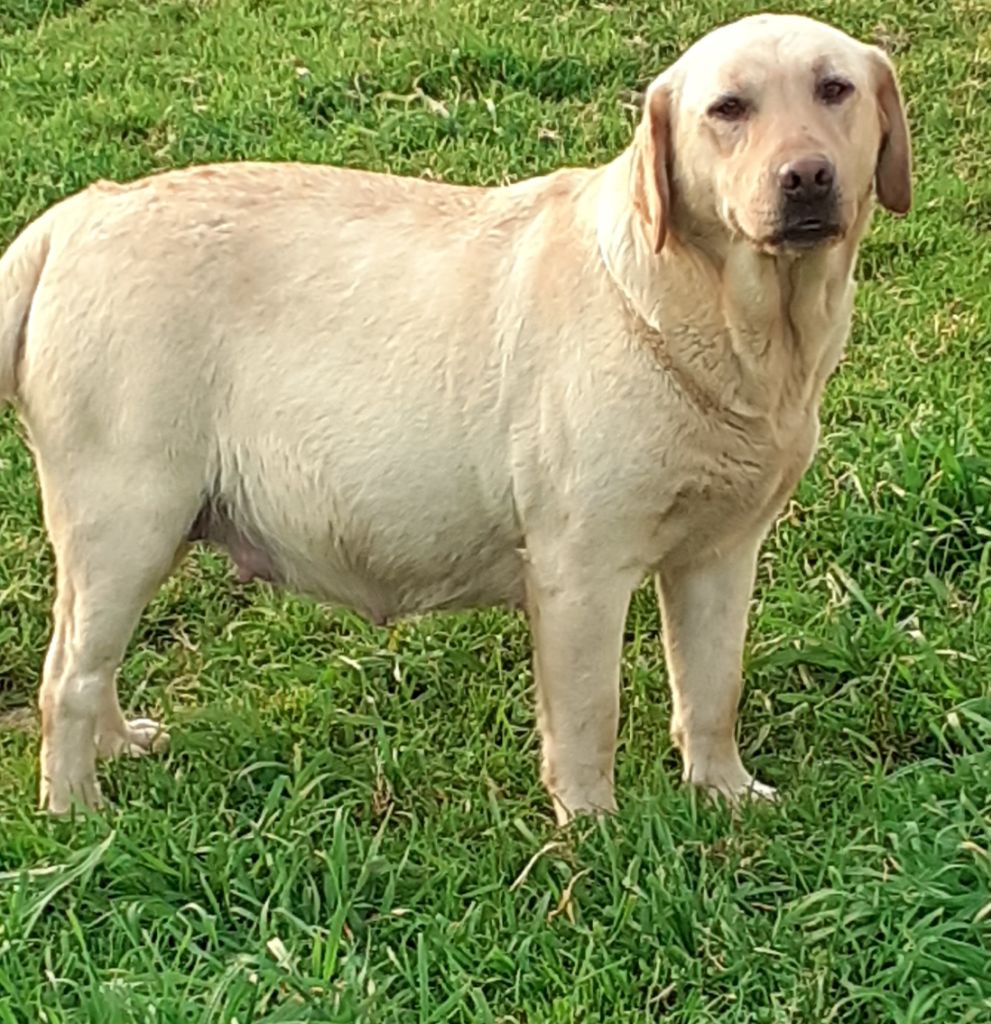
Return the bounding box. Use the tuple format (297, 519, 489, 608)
(123, 718, 170, 757)
(685, 761, 778, 805)
(96, 718, 170, 760)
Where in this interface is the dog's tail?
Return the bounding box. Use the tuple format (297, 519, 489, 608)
(0, 215, 51, 404)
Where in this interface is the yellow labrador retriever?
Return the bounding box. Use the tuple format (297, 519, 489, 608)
(0, 14, 910, 819)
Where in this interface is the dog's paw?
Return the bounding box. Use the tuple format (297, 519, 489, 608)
(729, 775, 778, 803)
(685, 761, 778, 805)
(123, 718, 170, 756)
(40, 772, 103, 816)
(97, 718, 170, 760)
(549, 786, 618, 827)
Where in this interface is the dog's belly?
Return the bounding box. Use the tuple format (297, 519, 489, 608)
(197, 511, 527, 623)
(294, 523, 526, 624)
(291, 542, 526, 624)
(191, 447, 527, 624)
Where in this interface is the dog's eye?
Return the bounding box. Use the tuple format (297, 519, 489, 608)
(818, 78, 853, 104)
(708, 96, 749, 121)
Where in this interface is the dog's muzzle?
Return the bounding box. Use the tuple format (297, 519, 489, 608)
(773, 155, 841, 247)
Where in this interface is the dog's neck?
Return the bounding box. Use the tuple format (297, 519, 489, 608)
(595, 149, 869, 422)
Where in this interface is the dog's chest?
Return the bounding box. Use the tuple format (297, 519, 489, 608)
(655, 406, 819, 559)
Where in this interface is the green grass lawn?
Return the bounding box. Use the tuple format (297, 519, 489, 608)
(1, 0, 990, 1020)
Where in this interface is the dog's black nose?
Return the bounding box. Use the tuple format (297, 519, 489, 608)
(778, 156, 835, 202)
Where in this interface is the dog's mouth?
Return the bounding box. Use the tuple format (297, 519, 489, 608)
(770, 217, 842, 249)
(738, 209, 845, 254)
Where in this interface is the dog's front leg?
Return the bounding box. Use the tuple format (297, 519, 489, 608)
(525, 561, 636, 825)
(655, 537, 776, 802)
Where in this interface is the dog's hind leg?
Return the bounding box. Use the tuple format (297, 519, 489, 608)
(36, 462, 195, 814)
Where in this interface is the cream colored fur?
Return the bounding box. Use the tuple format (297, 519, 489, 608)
(0, 14, 911, 820)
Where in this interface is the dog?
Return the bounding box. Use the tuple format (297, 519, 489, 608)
(0, 14, 911, 820)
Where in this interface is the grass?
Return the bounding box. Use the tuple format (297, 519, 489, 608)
(1, 0, 990, 1019)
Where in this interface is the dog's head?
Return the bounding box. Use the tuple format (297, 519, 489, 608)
(633, 14, 911, 254)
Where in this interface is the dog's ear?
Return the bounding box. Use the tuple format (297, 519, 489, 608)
(870, 47, 912, 215)
(633, 82, 672, 253)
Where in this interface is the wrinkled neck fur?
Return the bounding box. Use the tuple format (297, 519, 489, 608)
(596, 149, 861, 420)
